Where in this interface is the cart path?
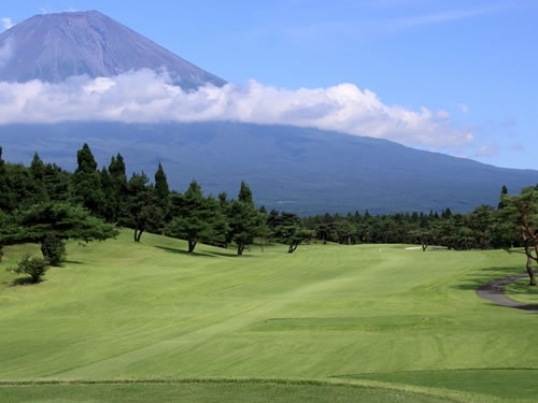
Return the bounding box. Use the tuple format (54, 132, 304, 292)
(476, 272, 538, 312)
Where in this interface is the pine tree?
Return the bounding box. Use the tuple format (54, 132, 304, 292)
(154, 162, 170, 221)
(29, 152, 49, 203)
(166, 180, 217, 253)
(0, 146, 15, 211)
(71, 143, 104, 215)
(108, 153, 128, 221)
(227, 181, 265, 256)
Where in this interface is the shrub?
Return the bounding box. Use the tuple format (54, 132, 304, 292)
(10, 253, 50, 283)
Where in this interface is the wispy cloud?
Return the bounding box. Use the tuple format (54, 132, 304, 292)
(276, 1, 512, 46)
(0, 70, 474, 149)
(0, 38, 13, 67)
(393, 5, 504, 29)
(475, 143, 498, 157)
(1, 17, 14, 31)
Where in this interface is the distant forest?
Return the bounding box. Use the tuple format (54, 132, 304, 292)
(1, 142, 537, 283)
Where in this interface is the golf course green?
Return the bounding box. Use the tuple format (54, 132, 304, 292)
(0, 231, 536, 402)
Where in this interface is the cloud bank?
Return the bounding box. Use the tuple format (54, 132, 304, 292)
(0, 70, 473, 148)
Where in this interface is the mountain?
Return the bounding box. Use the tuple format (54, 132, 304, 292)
(0, 10, 226, 88)
(1, 121, 537, 215)
(0, 11, 536, 215)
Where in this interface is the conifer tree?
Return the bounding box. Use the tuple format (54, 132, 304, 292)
(71, 143, 104, 215)
(228, 181, 265, 256)
(154, 162, 170, 221)
(166, 180, 217, 253)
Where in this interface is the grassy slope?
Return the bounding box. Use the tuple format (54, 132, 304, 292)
(0, 231, 537, 402)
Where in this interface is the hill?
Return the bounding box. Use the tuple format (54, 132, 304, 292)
(0, 10, 226, 88)
(1, 121, 537, 214)
(0, 231, 537, 403)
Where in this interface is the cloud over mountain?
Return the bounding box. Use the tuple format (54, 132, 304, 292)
(0, 70, 473, 149)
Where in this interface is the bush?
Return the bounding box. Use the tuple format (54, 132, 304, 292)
(10, 253, 50, 283)
(40, 234, 66, 266)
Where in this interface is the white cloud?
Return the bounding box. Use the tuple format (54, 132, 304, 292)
(0, 38, 13, 67)
(458, 104, 469, 114)
(1, 17, 14, 31)
(0, 70, 474, 148)
(475, 143, 498, 157)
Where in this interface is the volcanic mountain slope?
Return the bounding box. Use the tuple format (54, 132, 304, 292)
(1, 121, 538, 215)
(0, 10, 226, 88)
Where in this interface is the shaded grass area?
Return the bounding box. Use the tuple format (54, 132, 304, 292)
(0, 378, 477, 403)
(249, 315, 443, 332)
(505, 278, 538, 305)
(340, 369, 538, 401)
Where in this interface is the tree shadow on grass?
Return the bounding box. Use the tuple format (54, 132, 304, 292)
(9, 276, 43, 286)
(452, 266, 526, 291)
(63, 260, 84, 265)
(154, 245, 246, 258)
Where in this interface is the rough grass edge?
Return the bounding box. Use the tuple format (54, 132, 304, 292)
(0, 376, 521, 403)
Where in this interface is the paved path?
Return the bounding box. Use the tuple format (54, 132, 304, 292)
(476, 272, 538, 312)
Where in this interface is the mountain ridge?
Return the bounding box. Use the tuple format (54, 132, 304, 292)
(0, 10, 226, 88)
(1, 121, 536, 215)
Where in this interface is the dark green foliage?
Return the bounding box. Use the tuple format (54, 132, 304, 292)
(43, 163, 71, 202)
(4, 163, 35, 208)
(9, 253, 49, 283)
(99, 166, 115, 221)
(228, 182, 266, 256)
(0, 202, 118, 263)
(71, 143, 104, 215)
(166, 180, 221, 253)
(498, 187, 538, 285)
(121, 172, 163, 242)
(498, 185, 509, 209)
(17, 202, 118, 243)
(154, 163, 170, 220)
(0, 146, 15, 211)
(107, 153, 128, 222)
(29, 152, 49, 203)
(266, 211, 312, 252)
(40, 234, 66, 266)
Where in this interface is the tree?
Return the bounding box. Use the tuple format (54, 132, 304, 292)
(29, 152, 49, 203)
(227, 181, 265, 256)
(285, 227, 313, 253)
(499, 186, 538, 285)
(108, 153, 128, 221)
(0, 202, 118, 261)
(71, 143, 104, 215)
(40, 234, 67, 266)
(0, 146, 15, 211)
(122, 172, 163, 242)
(166, 180, 217, 253)
(154, 163, 170, 221)
(468, 205, 496, 249)
(43, 163, 70, 202)
(9, 253, 49, 284)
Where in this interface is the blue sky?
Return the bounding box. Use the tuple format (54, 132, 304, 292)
(1, 0, 537, 170)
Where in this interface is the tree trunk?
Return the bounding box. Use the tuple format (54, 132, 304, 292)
(188, 239, 197, 253)
(525, 247, 536, 286)
(134, 228, 144, 243)
(237, 244, 245, 256)
(421, 242, 428, 252)
(288, 243, 298, 253)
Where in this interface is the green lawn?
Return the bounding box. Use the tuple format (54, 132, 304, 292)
(0, 231, 536, 402)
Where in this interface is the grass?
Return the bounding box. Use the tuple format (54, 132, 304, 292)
(0, 231, 537, 402)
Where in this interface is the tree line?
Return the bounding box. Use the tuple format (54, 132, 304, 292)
(0, 143, 537, 285)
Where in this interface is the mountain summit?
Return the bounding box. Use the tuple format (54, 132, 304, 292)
(0, 10, 226, 88)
